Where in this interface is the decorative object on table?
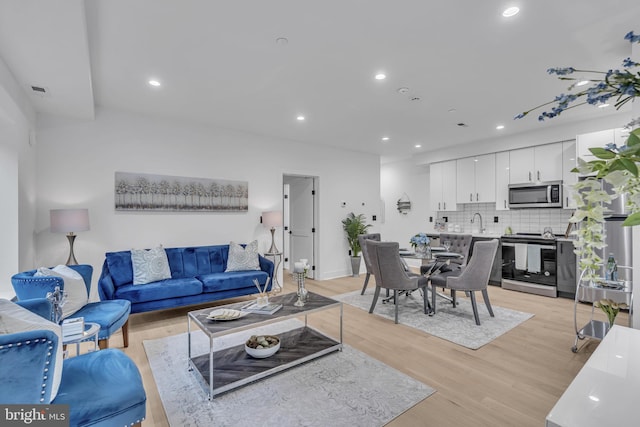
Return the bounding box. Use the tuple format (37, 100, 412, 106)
(206, 309, 247, 321)
(61, 316, 85, 338)
(50, 208, 90, 265)
(605, 253, 619, 281)
(515, 30, 640, 282)
(594, 299, 629, 327)
(252, 277, 270, 307)
(261, 210, 283, 253)
(293, 261, 309, 307)
(410, 232, 431, 257)
(542, 227, 554, 239)
(504, 226, 513, 235)
(46, 285, 66, 323)
(244, 335, 280, 358)
(240, 301, 283, 315)
(115, 171, 248, 212)
(396, 193, 411, 214)
(341, 212, 372, 276)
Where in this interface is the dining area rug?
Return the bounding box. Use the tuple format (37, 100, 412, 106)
(335, 288, 533, 349)
(143, 319, 435, 427)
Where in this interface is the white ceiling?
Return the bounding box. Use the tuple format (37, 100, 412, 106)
(1, 0, 639, 162)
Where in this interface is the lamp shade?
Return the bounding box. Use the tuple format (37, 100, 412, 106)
(262, 211, 283, 228)
(50, 209, 90, 233)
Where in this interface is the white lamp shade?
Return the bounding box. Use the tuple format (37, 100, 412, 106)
(50, 209, 90, 233)
(262, 211, 283, 228)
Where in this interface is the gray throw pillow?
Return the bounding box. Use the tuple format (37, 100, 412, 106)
(225, 240, 260, 272)
(131, 245, 172, 285)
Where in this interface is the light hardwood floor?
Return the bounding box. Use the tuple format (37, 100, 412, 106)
(109, 273, 627, 427)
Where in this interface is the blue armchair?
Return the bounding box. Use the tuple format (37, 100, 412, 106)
(11, 264, 131, 348)
(0, 298, 146, 427)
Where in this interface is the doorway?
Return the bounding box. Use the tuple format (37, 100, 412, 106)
(283, 175, 318, 279)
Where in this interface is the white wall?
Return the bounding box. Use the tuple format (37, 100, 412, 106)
(0, 55, 36, 299)
(33, 107, 380, 298)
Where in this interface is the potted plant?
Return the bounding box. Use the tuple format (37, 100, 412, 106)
(341, 212, 372, 276)
(516, 30, 640, 282)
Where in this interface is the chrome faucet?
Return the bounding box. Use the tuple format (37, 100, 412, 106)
(471, 212, 485, 233)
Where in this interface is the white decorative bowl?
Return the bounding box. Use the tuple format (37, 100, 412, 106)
(244, 335, 280, 358)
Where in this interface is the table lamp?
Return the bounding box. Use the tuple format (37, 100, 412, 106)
(50, 208, 90, 265)
(261, 210, 283, 254)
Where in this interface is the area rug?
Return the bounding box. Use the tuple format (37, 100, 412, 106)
(335, 288, 534, 349)
(143, 319, 435, 427)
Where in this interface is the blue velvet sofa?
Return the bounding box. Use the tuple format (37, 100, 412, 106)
(98, 244, 274, 313)
(0, 298, 146, 427)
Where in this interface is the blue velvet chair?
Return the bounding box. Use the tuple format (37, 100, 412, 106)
(11, 264, 131, 349)
(0, 298, 146, 427)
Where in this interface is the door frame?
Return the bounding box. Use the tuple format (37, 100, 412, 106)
(282, 174, 319, 280)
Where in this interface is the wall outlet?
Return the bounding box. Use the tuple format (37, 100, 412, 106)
(372, 215, 377, 221)
(442, 216, 448, 222)
(494, 216, 499, 223)
(429, 216, 433, 222)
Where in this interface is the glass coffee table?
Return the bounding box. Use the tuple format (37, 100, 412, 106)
(187, 291, 343, 400)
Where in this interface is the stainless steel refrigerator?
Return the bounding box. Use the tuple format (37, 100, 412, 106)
(597, 181, 634, 281)
(578, 179, 634, 281)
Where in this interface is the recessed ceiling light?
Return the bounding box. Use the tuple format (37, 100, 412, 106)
(382, 137, 390, 141)
(397, 87, 409, 94)
(502, 6, 519, 17)
(496, 125, 505, 130)
(448, 108, 457, 113)
(415, 144, 422, 148)
(148, 79, 161, 87)
(275, 37, 289, 46)
(576, 80, 590, 86)
(589, 395, 600, 402)
(375, 73, 386, 80)
(296, 115, 305, 121)
(598, 103, 610, 108)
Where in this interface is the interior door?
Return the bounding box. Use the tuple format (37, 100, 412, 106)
(285, 176, 315, 279)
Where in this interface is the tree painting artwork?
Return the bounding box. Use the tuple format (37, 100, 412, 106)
(115, 172, 248, 212)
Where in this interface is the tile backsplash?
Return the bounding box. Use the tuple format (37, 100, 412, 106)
(435, 203, 573, 236)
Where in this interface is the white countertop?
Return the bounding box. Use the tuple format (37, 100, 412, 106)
(426, 231, 502, 238)
(546, 325, 640, 427)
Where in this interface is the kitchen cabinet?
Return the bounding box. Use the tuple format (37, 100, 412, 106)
(576, 128, 630, 166)
(430, 160, 457, 212)
(509, 143, 563, 184)
(456, 154, 495, 204)
(495, 151, 510, 211)
(562, 140, 577, 209)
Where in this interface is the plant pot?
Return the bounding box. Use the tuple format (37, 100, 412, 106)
(350, 256, 361, 277)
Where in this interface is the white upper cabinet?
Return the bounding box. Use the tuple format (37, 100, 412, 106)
(562, 140, 578, 209)
(576, 128, 630, 165)
(509, 143, 563, 183)
(456, 154, 495, 204)
(430, 160, 457, 212)
(495, 151, 510, 211)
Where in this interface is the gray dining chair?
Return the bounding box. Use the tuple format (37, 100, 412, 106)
(358, 233, 381, 295)
(366, 240, 429, 324)
(420, 233, 473, 276)
(429, 239, 499, 325)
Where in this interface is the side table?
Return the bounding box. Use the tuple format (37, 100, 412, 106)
(264, 251, 283, 292)
(62, 322, 100, 358)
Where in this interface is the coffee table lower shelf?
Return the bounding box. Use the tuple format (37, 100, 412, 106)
(189, 326, 342, 399)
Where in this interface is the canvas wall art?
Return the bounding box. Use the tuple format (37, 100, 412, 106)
(115, 172, 248, 212)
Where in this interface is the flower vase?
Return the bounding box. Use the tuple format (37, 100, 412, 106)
(416, 244, 431, 258)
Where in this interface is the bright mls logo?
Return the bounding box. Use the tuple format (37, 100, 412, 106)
(1, 405, 69, 426)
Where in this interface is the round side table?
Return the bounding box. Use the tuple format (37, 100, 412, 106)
(264, 251, 283, 292)
(62, 322, 100, 358)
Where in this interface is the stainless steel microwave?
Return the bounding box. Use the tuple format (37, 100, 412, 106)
(508, 181, 562, 208)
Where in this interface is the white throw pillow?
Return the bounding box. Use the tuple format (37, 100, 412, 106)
(225, 240, 261, 272)
(131, 245, 172, 285)
(0, 299, 63, 402)
(34, 265, 88, 320)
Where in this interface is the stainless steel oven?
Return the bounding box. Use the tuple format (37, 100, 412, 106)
(508, 181, 562, 209)
(501, 234, 557, 297)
